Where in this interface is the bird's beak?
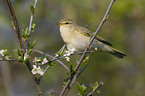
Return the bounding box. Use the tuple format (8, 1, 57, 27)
(56, 23, 61, 25)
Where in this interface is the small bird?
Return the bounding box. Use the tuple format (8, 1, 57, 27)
(57, 18, 127, 59)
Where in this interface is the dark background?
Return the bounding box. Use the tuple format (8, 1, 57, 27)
(0, 0, 145, 96)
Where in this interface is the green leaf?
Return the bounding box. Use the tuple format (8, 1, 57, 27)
(92, 81, 98, 91)
(25, 27, 29, 34)
(22, 27, 31, 41)
(105, 15, 109, 21)
(22, 29, 26, 39)
(96, 90, 101, 95)
(4, 56, 9, 60)
(45, 56, 50, 61)
(70, 64, 73, 72)
(26, 32, 31, 39)
(49, 63, 56, 66)
(17, 49, 24, 56)
(77, 93, 82, 96)
(3, 49, 8, 56)
(66, 71, 71, 76)
(30, 4, 34, 13)
(28, 49, 32, 55)
(77, 83, 87, 95)
(24, 56, 29, 63)
(63, 79, 67, 87)
(63, 76, 70, 87)
(11, 21, 16, 30)
(90, 33, 94, 39)
(82, 56, 89, 64)
(17, 56, 23, 62)
(57, 47, 66, 56)
(36, 57, 43, 63)
(17, 49, 21, 56)
(31, 24, 35, 32)
(29, 40, 36, 49)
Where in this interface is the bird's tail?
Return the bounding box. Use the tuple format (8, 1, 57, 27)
(109, 47, 127, 59)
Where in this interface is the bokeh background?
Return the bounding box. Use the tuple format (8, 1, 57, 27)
(0, 0, 145, 96)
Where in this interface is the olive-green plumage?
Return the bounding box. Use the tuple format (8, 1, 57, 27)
(57, 18, 127, 58)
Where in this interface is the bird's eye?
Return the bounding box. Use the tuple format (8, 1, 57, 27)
(65, 22, 69, 24)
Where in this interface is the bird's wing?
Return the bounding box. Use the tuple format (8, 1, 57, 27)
(76, 26, 112, 46)
(95, 35, 112, 46)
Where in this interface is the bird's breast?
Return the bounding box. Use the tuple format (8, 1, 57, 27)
(60, 26, 73, 44)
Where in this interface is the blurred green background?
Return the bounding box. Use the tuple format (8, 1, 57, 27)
(0, 0, 145, 96)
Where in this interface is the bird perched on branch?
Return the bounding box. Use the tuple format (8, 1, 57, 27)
(57, 18, 127, 59)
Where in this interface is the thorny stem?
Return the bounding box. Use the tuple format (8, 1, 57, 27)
(60, 0, 115, 96)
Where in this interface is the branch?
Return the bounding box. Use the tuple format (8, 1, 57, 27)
(5, 0, 24, 50)
(60, 0, 115, 95)
(32, 75, 42, 96)
(75, 0, 115, 72)
(26, 0, 38, 53)
(0, 59, 18, 62)
(87, 81, 104, 96)
(32, 49, 70, 71)
(25, 0, 43, 95)
(28, 0, 38, 32)
(37, 45, 69, 82)
(38, 50, 93, 67)
(70, 64, 88, 87)
(5, 0, 42, 96)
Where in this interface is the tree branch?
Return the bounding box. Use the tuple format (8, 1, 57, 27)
(26, 0, 38, 53)
(87, 81, 104, 96)
(32, 49, 70, 71)
(36, 45, 69, 82)
(29, 0, 38, 32)
(0, 59, 18, 62)
(70, 64, 88, 88)
(5, 0, 24, 50)
(5, 0, 42, 95)
(60, 0, 115, 95)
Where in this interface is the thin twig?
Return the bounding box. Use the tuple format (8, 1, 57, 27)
(32, 75, 42, 96)
(0, 59, 18, 62)
(72, 50, 95, 55)
(37, 49, 94, 67)
(87, 81, 104, 96)
(38, 65, 50, 82)
(35, 45, 68, 82)
(60, 0, 115, 95)
(26, 0, 38, 53)
(70, 64, 88, 87)
(44, 45, 67, 71)
(29, 0, 38, 31)
(5, 0, 24, 50)
(32, 49, 70, 71)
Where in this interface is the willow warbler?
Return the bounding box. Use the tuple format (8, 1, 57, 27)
(57, 18, 127, 58)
